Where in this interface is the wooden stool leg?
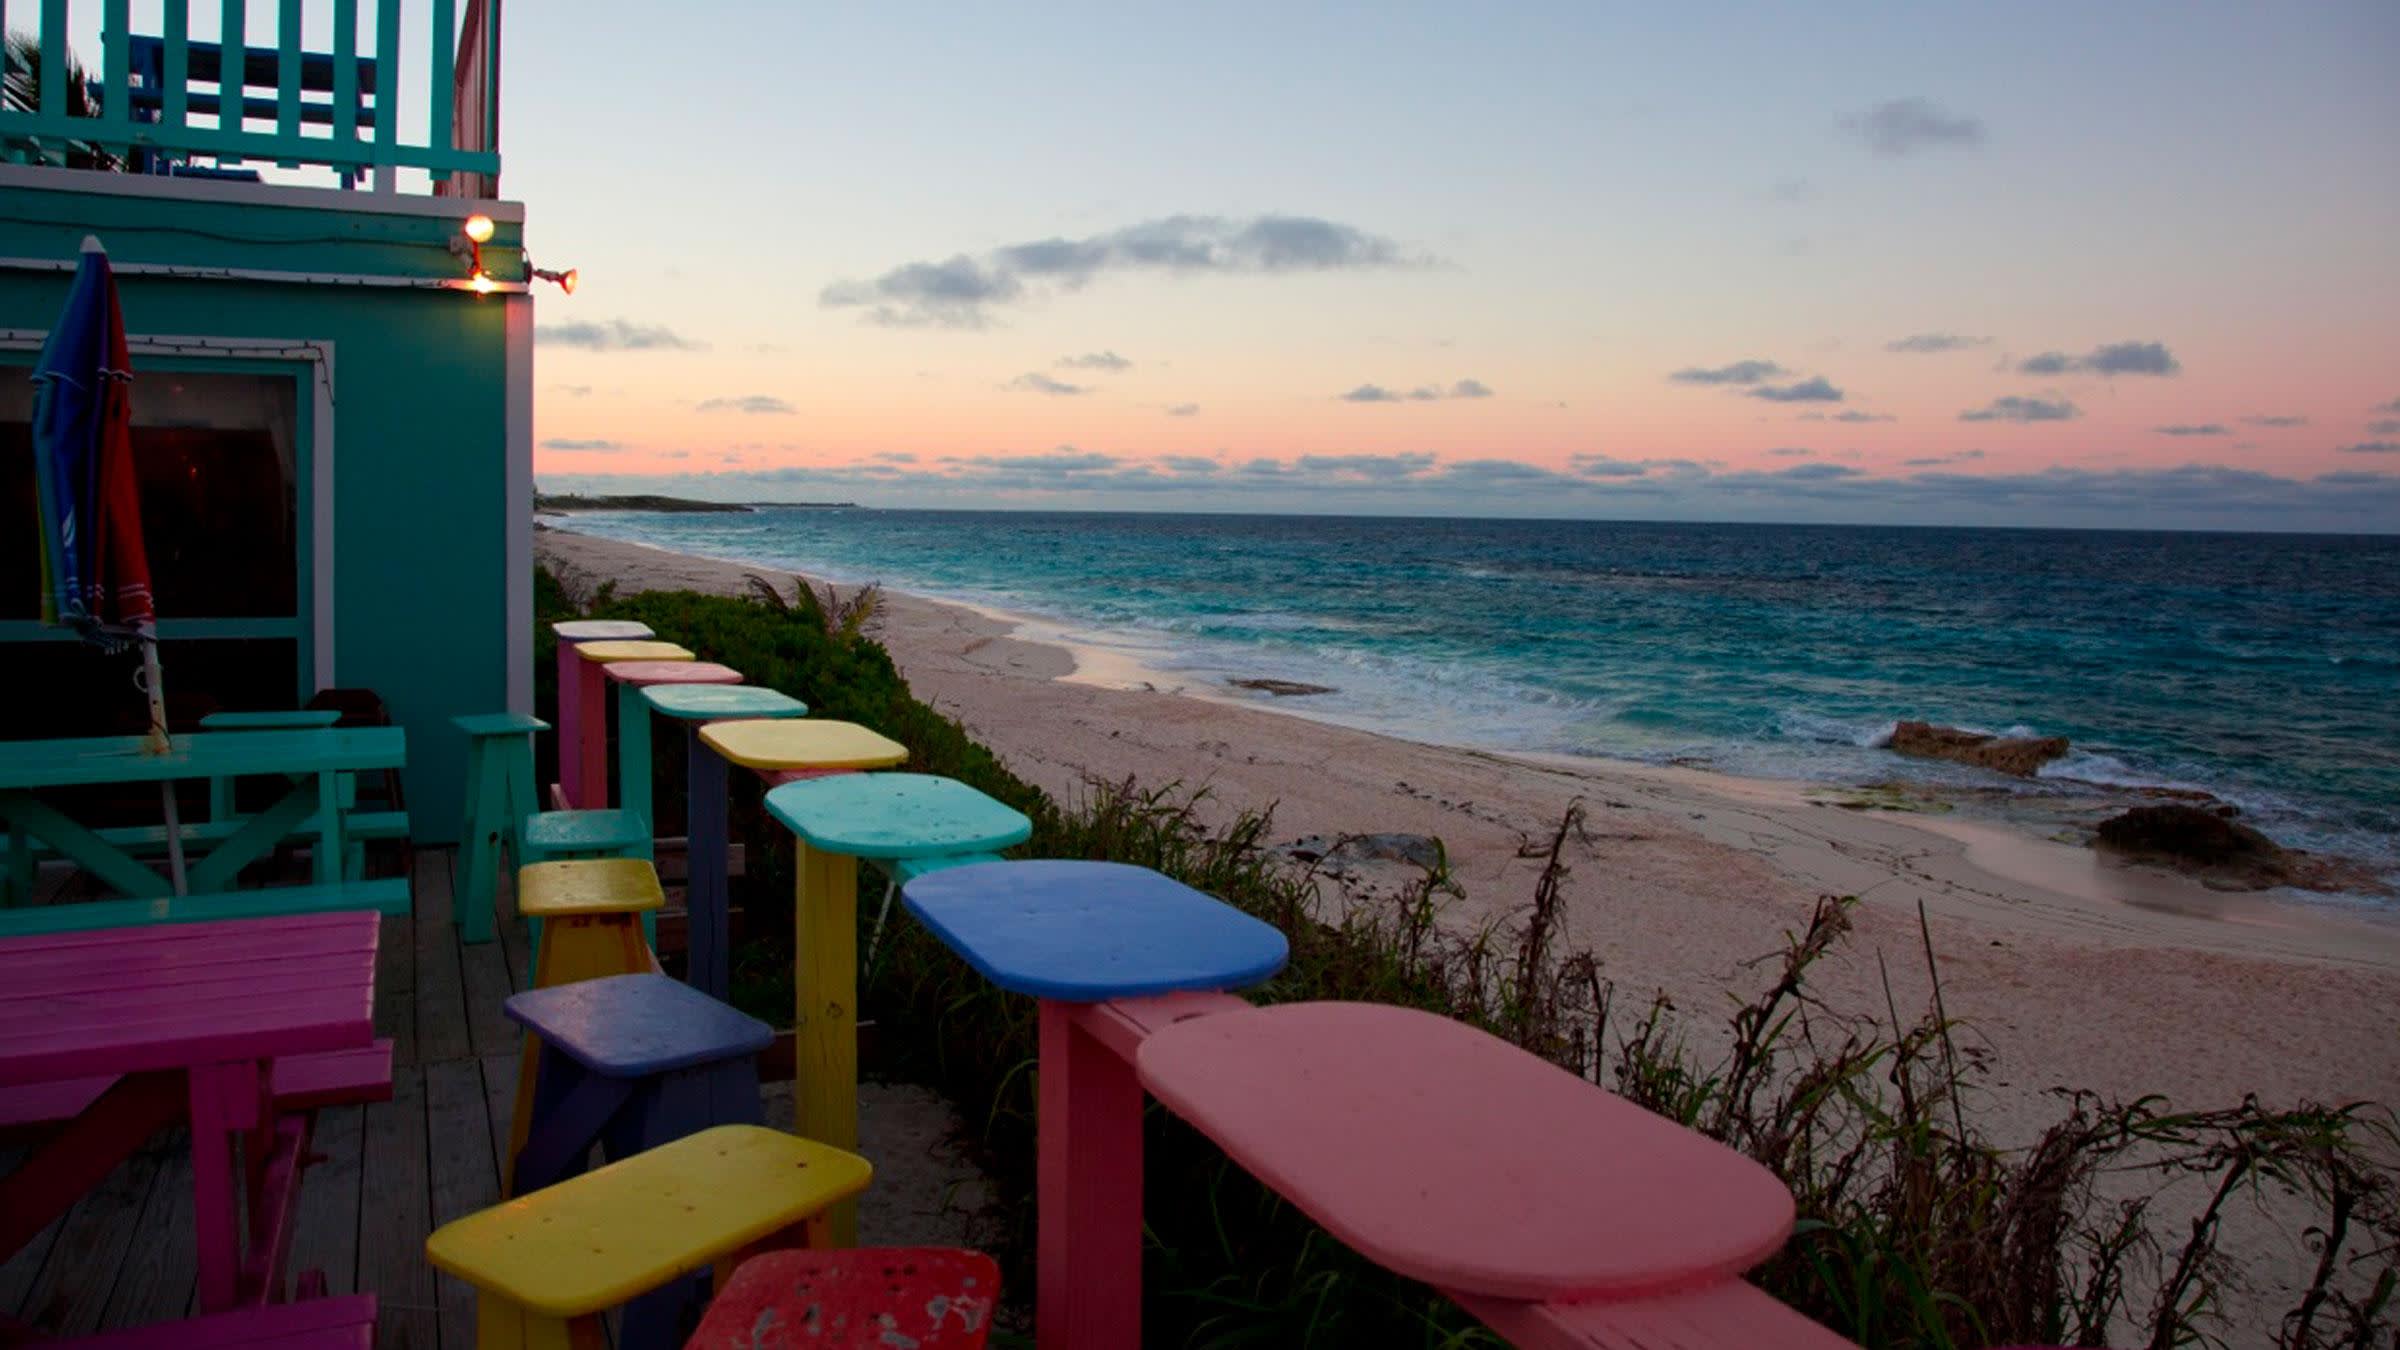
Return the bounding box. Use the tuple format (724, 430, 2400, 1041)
(511, 1046, 632, 1196)
(478, 1293, 604, 1350)
(615, 683, 654, 859)
(574, 660, 610, 811)
(508, 914, 654, 1193)
(552, 641, 582, 807)
(685, 729, 732, 1001)
(454, 740, 500, 945)
(1039, 1000, 1143, 1349)
(793, 842, 860, 1246)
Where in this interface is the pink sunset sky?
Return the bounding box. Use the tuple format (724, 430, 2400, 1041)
(507, 4, 2399, 529)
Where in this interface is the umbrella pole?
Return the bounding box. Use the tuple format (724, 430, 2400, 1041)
(139, 634, 187, 896)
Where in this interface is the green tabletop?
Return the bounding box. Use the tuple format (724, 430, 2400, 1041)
(0, 728, 407, 791)
(764, 773, 1031, 859)
(642, 685, 809, 722)
(198, 710, 344, 731)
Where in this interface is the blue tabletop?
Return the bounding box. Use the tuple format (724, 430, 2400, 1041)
(901, 860, 1288, 1002)
(503, 973, 773, 1076)
(765, 773, 1032, 858)
(643, 684, 809, 721)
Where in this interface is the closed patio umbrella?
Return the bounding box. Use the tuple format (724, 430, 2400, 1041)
(31, 235, 185, 894)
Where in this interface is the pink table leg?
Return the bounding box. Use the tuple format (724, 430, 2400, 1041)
(1038, 1001, 1143, 1350)
(189, 1059, 265, 1310)
(553, 640, 582, 805)
(574, 657, 611, 809)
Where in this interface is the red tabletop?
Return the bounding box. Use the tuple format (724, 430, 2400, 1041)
(1135, 1001, 1796, 1302)
(0, 913, 379, 1086)
(603, 660, 743, 687)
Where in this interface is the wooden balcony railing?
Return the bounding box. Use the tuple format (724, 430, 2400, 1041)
(0, 0, 502, 195)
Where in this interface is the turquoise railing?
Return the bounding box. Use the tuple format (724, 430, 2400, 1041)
(0, 0, 501, 193)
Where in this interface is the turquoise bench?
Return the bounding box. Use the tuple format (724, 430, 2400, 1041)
(0, 876, 411, 936)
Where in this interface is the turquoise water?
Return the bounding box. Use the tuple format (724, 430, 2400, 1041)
(559, 509, 2400, 888)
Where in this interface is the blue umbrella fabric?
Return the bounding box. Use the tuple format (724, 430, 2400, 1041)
(30, 235, 185, 893)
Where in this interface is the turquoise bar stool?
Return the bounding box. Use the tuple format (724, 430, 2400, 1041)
(601, 659, 743, 855)
(453, 713, 649, 948)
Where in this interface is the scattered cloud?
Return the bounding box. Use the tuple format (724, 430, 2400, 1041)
(875, 451, 919, 463)
(540, 438, 621, 452)
(535, 319, 703, 352)
(1832, 410, 1895, 423)
(1767, 177, 1812, 203)
(550, 383, 593, 397)
(1885, 333, 1991, 354)
(1057, 351, 1132, 372)
(2376, 397, 2400, 414)
(1161, 455, 1219, 474)
(1669, 359, 1785, 386)
(2341, 441, 2400, 455)
(1341, 379, 1491, 403)
(1902, 450, 1987, 466)
(2243, 414, 2308, 428)
(658, 450, 688, 460)
(695, 394, 795, 415)
(1768, 447, 1816, 458)
(1005, 372, 1088, 396)
(2153, 424, 2229, 437)
(1749, 376, 1845, 403)
(1962, 395, 2080, 422)
(2016, 340, 2181, 377)
(821, 214, 1426, 327)
(2369, 419, 2400, 436)
(1165, 403, 1200, 417)
(1844, 97, 1986, 156)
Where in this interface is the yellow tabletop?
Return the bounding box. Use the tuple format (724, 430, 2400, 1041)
(574, 640, 694, 663)
(425, 1125, 872, 1316)
(516, 858, 664, 918)
(700, 719, 909, 771)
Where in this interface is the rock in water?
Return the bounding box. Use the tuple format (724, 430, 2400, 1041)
(1230, 678, 1336, 697)
(1887, 720, 2069, 777)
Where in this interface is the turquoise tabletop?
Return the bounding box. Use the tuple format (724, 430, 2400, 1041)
(643, 684, 809, 721)
(765, 773, 1031, 858)
(901, 860, 1288, 1002)
(551, 619, 653, 641)
(199, 710, 342, 730)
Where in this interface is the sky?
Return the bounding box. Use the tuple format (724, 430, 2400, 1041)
(500, 2, 2400, 529)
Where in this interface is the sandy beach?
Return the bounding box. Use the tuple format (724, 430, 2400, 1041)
(542, 523, 2400, 1117)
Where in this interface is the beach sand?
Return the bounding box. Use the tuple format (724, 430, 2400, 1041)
(540, 523, 2400, 1319)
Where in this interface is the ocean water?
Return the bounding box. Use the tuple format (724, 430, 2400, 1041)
(559, 509, 2400, 889)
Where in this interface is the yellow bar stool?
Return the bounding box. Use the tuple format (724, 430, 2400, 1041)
(697, 718, 907, 1248)
(427, 1124, 872, 1350)
(506, 857, 664, 1194)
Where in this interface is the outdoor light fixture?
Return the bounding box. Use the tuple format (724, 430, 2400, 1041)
(527, 258, 580, 295)
(450, 214, 495, 284)
(462, 214, 495, 244)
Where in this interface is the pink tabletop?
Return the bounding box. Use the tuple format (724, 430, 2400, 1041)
(1135, 1001, 1796, 1302)
(0, 913, 379, 1086)
(603, 660, 743, 687)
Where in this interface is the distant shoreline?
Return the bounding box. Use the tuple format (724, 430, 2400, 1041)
(533, 494, 860, 514)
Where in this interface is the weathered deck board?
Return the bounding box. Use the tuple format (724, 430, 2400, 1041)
(285, 1103, 365, 1296)
(424, 1058, 499, 1350)
(356, 1063, 437, 1350)
(14, 1139, 168, 1336)
(94, 1128, 197, 1329)
(376, 909, 420, 1069)
(412, 853, 473, 1066)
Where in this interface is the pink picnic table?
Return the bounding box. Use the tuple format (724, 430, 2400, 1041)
(1140, 1002, 1852, 1347)
(0, 912, 379, 1312)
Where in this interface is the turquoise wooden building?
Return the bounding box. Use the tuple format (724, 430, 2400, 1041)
(1, 0, 544, 843)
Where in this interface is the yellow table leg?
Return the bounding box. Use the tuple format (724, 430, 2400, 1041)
(792, 841, 860, 1247)
(477, 1294, 604, 1350)
(506, 911, 654, 1195)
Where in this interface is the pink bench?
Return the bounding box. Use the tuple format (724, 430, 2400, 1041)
(0, 1041, 395, 1132)
(50, 1293, 376, 1348)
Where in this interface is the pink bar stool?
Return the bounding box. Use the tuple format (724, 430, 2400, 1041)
(567, 639, 693, 810)
(549, 619, 651, 809)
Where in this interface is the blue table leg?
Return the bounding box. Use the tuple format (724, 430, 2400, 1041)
(513, 1044, 635, 1194)
(685, 726, 732, 1001)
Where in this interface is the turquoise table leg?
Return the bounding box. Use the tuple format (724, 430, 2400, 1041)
(454, 737, 500, 944)
(615, 682, 655, 860)
(2, 793, 171, 899)
(186, 781, 322, 893)
(685, 725, 732, 1001)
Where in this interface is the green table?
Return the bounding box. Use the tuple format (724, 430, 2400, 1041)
(0, 727, 406, 901)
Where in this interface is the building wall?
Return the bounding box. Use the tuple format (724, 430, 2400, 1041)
(0, 172, 535, 844)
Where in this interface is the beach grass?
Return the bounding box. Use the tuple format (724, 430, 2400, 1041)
(537, 565, 2400, 1349)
